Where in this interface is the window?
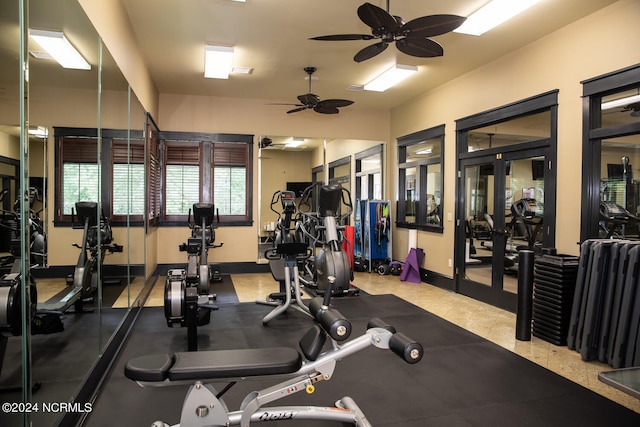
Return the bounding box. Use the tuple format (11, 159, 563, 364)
(214, 167, 246, 215)
(397, 125, 444, 231)
(212, 142, 250, 221)
(164, 141, 200, 219)
(58, 136, 99, 219)
(160, 134, 252, 224)
(112, 139, 145, 217)
(55, 127, 253, 226)
(581, 64, 640, 240)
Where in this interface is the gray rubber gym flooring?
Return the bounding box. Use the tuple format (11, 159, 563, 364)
(83, 291, 640, 426)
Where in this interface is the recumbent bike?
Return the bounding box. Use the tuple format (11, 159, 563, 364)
(125, 278, 424, 427)
(165, 203, 223, 351)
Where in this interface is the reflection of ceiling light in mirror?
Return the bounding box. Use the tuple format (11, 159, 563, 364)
(205, 45, 234, 79)
(601, 94, 640, 110)
(364, 64, 418, 92)
(28, 126, 48, 137)
(286, 138, 304, 148)
(454, 0, 541, 36)
(29, 29, 90, 70)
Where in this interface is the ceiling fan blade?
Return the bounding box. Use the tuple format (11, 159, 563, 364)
(357, 2, 398, 31)
(354, 42, 388, 63)
(310, 34, 375, 41)
(314, 104, 340, 114)
(396, 38, 443, 58)
(287, 106, 308, 114)
(319, 99, 354, 108)
(266, 103, 304, 106)
(297, 93, 320, 106)
(402, 15, 467, 38)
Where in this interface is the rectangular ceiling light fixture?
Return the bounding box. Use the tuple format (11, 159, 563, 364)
(286, 137, 305, 148)
(454, 0, 541, 36)
(29, 29, 90, 70)
(364, 64, 418, 92)
(205, 45, 234, 79)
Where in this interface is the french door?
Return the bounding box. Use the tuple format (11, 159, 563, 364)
(456, 145, 553, 311)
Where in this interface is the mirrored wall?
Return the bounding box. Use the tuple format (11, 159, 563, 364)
(0, 1, 146, 425)
(257, 136, 384, 262)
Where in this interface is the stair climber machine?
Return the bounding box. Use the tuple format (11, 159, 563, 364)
(165, 203, 223, 351)
(298, 184, 358, 297)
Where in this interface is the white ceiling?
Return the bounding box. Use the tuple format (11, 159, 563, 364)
(118, 0, 618, 112)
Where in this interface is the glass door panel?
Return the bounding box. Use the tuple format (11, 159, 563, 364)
(458, 150, 548, 311)
(463, 161, 496, 288)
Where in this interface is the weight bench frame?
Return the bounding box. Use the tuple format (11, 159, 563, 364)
(125, 317, 423, 427)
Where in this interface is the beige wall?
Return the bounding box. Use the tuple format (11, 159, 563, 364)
(390, 0, 640, 277)
(156, 93, 389, 264)
(75, 0, 640, 274)
(77, 0, 159, 117)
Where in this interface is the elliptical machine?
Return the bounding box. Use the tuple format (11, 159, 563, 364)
(270, 190, 298, 245)
(48, 201, 123, 314)
(164, 203, 223, 351)
(298, 184, 357, 296)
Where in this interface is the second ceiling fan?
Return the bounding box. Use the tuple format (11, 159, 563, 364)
(278, 67, 354, 114)
(310, 1, 466, 63)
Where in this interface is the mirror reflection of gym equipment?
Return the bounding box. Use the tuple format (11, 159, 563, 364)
(599, 155, 640, 239)
(464, 157, 545, 293)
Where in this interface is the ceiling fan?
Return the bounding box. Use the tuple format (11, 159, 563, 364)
(623, 102, 640, 117)
(275, 67, 354, 114)
(310, 1, 466, 63)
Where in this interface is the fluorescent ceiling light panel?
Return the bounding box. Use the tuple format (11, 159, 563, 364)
(286, 138, 304, 148)
(205, 45, 234, 79)
(416, 147, 433, 155)
(454, 0, 541, 36)
(364, 64, 418, 92)
(28, 126, 48, 137)
(601, 94, 640, 110)
(29, 29, 90, 70)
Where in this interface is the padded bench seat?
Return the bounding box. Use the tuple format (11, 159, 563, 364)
(125, 347, 303, 382)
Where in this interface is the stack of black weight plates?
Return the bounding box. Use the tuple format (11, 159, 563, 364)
(532, 254, 580, 345)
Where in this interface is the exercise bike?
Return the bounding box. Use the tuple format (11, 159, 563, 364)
(298, 184, 357, 296)
(165, 203, 223, 351)
(125, 279, 423, 427)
